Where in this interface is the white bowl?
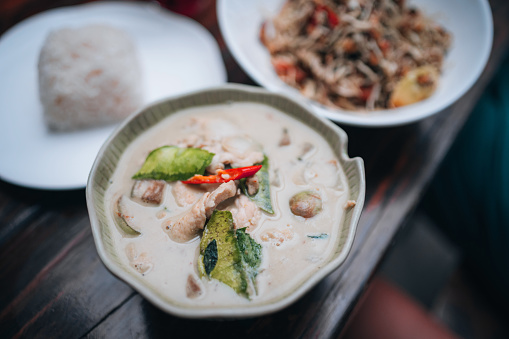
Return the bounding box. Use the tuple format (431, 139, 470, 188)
(86, 84, 365, 318)
(217, 0, 493, 127)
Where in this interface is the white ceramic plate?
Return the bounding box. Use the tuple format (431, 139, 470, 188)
(0, 1, 226, 190)
(218, 0, 493, 127)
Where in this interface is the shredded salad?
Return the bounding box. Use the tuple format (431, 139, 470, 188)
(260, 0, 452, 111)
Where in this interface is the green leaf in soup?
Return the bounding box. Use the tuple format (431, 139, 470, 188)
(240, 155, 274, 214)
(236, 228, 262, 271)
(203, 239, 218, 275)
(132, 146, 214, 182)
(236, 228, 262, 294)
(199, 210, 248, 298)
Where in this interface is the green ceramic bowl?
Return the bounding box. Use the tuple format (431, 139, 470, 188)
(86, 84, 365, 318)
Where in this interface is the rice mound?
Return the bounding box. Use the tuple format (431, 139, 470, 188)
(38, 24, 143, 131)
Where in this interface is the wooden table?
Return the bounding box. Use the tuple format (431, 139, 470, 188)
(1, 1, 508, 338)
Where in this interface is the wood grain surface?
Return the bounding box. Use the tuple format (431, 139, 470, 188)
(1, 0, 508, 338)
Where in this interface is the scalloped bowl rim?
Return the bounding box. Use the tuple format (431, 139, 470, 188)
(86, 84, 365, 318)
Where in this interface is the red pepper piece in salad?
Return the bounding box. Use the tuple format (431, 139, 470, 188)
(317, 5, 340, 28)
(182, 165, 262, 184)
(272, 60, 306, 83)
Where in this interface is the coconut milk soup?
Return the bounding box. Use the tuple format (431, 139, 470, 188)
(105, 103, 350, 307)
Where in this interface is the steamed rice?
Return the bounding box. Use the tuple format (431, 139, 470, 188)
(38, 24, 143, 131)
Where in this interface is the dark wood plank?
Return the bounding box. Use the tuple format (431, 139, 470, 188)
(86, 293, 308, 339)
(0, 0, 508, 338)
(0, 211, 134, 338)
(0, 183, 134, 338)
(0, 180, 86, 244)
(0, 0, 86, 35)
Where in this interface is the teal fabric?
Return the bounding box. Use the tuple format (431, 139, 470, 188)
(424, 55, 509, 305)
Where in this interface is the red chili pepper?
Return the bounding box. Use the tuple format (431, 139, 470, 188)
(377, 39, 391, 55)
(316, 5, 340, 28)
(360, 86, 373, 101)
(182, 165, 262, 184)
(273, 61, 306, 83)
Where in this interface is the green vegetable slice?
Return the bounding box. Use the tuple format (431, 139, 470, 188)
(199, 210, 248, 298)
(240, 155, 274, 214)
(114, 196, 141, 237)
(198, 211, 263, 298)
(132, 146, 214, 182)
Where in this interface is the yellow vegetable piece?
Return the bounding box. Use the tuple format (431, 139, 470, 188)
(390, 66, 439, 108)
